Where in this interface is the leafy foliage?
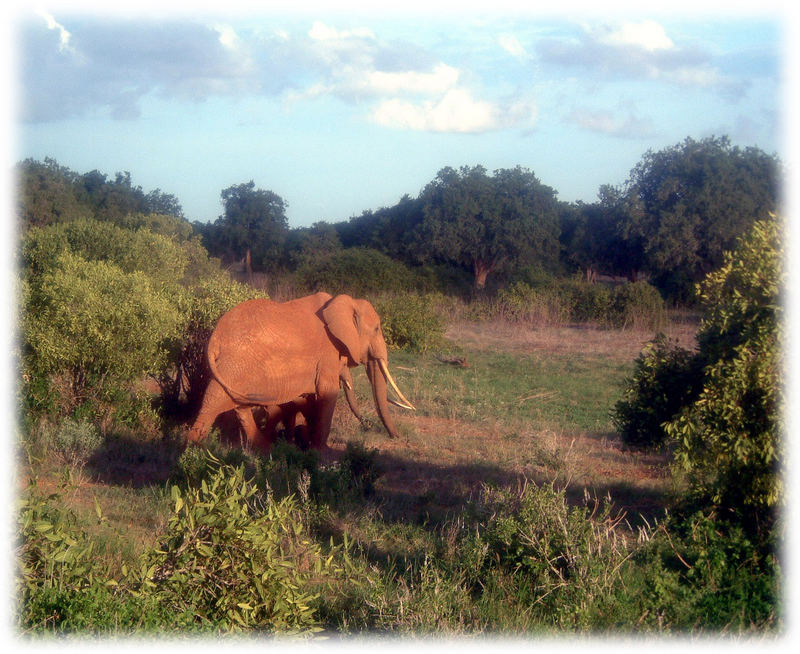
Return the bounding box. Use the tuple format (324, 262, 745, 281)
(618, 136, 780, 301)
(137, 456, 331, 633)
(373, 292, 445, 353)
(297, 247, 416, 296)
(195, 180, 289, 272)
(608, 280, 667, 330)
(665, 217, 783, 515)
(416, 165, 561, 289)
(22, 251, 183, 400)
(612, 334, 703, 448)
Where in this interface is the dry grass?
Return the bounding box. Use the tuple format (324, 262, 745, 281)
(320, 317, 691, 528)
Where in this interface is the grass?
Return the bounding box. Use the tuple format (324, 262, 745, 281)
(18, 316, 704, 635)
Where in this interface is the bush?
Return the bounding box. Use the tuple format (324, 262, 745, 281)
(22, 252, 184, 415)
(21, 218, 189, 289)
(373, 292, 445, 353)
(628, 511, 780, 632)
(666, 217, 783, 518)
(612, 334, 704, 448)
(608, 281, 667, 330)
(136, 456, 335, 633)
(17, 484, 178, 633)
(559, 278, 612, 323)
(495, 281, 568, 325)
(297, 247, 415, 297)
(463, 482, 630, 629)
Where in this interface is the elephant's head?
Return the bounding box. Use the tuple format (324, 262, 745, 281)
(322, 295, 414, 439)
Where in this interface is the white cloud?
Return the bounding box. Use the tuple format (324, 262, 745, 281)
(566, 107, 654, 138)
(372, 89, 536, 134)
(36, 8, 74, 53)
(215, 24, 240, 50)
(363, 63, 460, 96)
(309, 21, 375, 42)
(598, 20, 674, 52)
(498, 34, 529, 59)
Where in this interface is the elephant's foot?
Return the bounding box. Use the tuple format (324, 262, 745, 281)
(185, 425, 207, 445)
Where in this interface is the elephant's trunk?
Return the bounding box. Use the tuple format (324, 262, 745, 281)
(341, 376, 364, 423)
(367, 358, 413, 439)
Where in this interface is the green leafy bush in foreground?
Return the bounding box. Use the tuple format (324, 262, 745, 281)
(18, 456, 352, 635)
(136, 455, 330, 633)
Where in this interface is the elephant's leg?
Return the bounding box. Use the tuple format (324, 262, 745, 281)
(234, 406, 270, 451)
(187, 379, 237, 444)
(309, 391, 338, 450)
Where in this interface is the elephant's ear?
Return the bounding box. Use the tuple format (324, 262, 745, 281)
(322, 295, 361, 364)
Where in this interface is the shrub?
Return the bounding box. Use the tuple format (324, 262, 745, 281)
(50, 417, 103, 467)
(373, 292, 445, 353)
(609, 281, 667, 330)
(297, 247, 415, 297)
(559, 278, 612, 324)
(612, 334, 704, 448)
(17, 484, 176, 633)
(495, 281, 568, 325)
(628, 511, 780, 632)
(136, 456, 335, 633)
(666, 217, 783, 518)
(464, 482, 630, 629)
(21, 218, 189, 289)
(22, 251, 184, 414)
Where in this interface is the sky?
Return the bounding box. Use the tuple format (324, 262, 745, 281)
(8, 1, 795, 228)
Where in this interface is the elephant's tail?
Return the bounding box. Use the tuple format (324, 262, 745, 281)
(206, 330, 275, 406)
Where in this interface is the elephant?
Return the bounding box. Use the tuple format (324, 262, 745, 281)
(187, 292, 414, 450)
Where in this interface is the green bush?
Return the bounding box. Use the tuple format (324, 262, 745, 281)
(17, 484, 178, 633)
(495, 281, 569, 325)
(612, 334, 704, 448)
(136, 456, 335, 633)
(559, 278, 612, 323)
(22, 251, 184, 413)
(50, 417, 103, 467)
(463, 482, 630, 629)
(628, 511, 780, 632)
(609, 281, 667, 329)
(21, 218, 189, 289)
(666, 217, 783, 517)
(297, 247, 415, 297)
(373, 292, 445, 353)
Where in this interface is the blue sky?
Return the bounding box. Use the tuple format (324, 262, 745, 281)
(10, 1, 791, 228)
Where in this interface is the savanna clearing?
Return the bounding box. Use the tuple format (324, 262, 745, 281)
(24, 317, 695, 563)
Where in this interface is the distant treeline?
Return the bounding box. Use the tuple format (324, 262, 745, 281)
(17, 135, 780, 302)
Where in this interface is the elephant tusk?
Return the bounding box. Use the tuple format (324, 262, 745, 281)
(378, 359, 416, 410)
(341, 377, 353, 390)
(388, 398, 415, 411)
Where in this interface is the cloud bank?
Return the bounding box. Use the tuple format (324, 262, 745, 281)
(18, 13, 766, 138)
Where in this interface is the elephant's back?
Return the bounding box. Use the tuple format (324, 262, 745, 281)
(215, 297, 320, 340)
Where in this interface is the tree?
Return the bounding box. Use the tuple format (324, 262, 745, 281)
(202, 181, 289, 273)
(618, 136, 780, 301)
(416, 165, 560, 290)
(16, 158, 86, 230)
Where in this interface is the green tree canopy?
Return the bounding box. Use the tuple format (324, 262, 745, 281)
(618, 136, 780, 300)
(198, 181, 289, 273)
(16, 158, 186, 231)
(416, 165, 561, 289)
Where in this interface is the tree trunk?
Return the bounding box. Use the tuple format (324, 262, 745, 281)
(473, 260, 492, 290)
